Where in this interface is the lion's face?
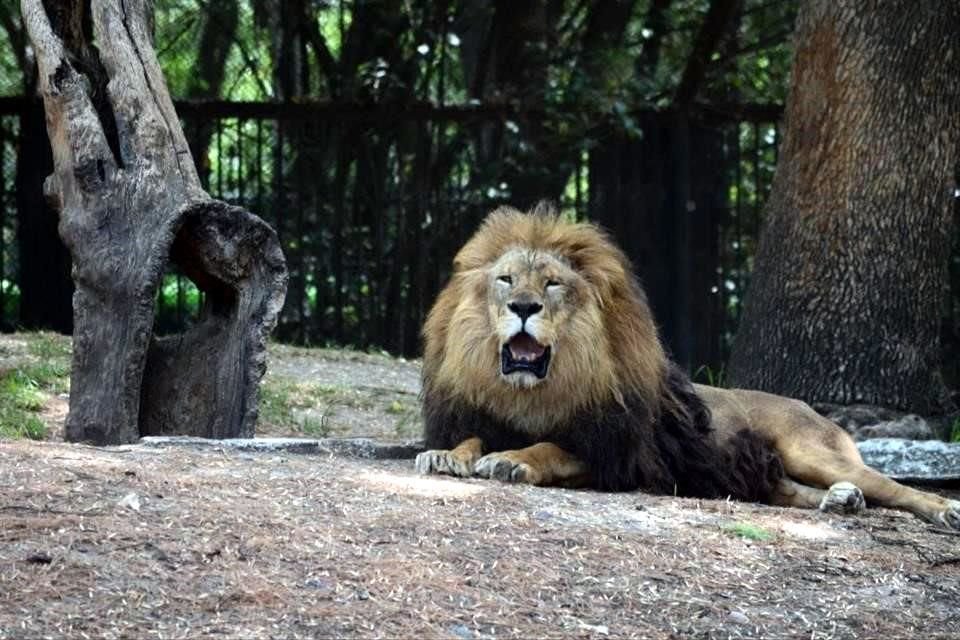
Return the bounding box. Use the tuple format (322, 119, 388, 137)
(488, 248, 589, 388)
(423, 205, 666, 429)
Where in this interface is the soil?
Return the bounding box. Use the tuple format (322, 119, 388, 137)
(2, 338, 960, 638)
(261, 344, 423, 440)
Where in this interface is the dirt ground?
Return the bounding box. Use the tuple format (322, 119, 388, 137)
(2, 340, 960, 639)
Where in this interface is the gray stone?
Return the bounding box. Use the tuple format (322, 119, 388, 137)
(854, 414, 934, 441)
(816, 403, 955, 441)
(815, 403, 902, 432)
(138, 436, 424, 460)
(857, 438, 960, 483)
(727, 611, 751, 625)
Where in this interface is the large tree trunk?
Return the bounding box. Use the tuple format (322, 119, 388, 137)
(728, 1, 960, 415)
(22, 0, 287, 444)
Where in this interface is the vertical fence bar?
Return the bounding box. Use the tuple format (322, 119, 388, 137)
(274, 118, 286, 335)
(0, 117, 6, 319)
(236, 118, 245, 206)
(216, 117, 223, 198)
(255, 118, 263, 217)
(274, 119, 285, 239)
(753, 122, 762, 240)
(574, 150, 582, 219)
(295, 122, 306, 344)
(772, 123, 780, 163)
(731, 122, 744, 323)
(332, 131, 345, 344)
(311, 140, 329, 342)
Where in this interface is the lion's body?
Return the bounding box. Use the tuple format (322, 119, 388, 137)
(416, 206, 960, 530)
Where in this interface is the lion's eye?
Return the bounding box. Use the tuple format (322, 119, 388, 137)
(497, 275, 513, 285)
(545, 279, 562, 290)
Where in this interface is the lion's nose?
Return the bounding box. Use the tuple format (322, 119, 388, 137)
(508, 301, 543, 322)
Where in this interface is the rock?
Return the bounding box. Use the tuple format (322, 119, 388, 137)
(857, 438, 960, 483)
(815, 403, 903, 433)
(117, 492, 142, 512)
(448, 624, 475, 639)
(815, 403, 955, 441)
(138, 436, 424, 460)
(855, 414, 934, 441)
(727, 611, 750, 625)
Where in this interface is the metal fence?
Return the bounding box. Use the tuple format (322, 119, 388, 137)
(0, 98, 792, 373)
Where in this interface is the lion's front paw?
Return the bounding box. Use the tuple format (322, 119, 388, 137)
(415, 449, 476, 477)
(474, 452, 543, 485)
(819, 481, 866, 515)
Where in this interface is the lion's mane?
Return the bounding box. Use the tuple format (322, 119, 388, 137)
(421, 205, 782, 501)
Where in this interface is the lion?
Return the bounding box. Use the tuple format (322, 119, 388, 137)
(415, 204, 960, 530)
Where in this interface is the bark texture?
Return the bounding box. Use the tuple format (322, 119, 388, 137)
(22, 0, 287, 444)
(728, 1, 960, 414)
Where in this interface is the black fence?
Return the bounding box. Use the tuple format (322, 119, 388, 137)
(0, 97, 834, 376)
(172, 101, 559, 356)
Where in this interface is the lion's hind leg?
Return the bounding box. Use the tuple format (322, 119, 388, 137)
(416, 436, 483, 478)
(782, 444, 960, 530)
(744, 390, 960, 530)
(475, 442, 590, 487)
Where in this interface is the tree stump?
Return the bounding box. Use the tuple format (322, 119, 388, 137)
(22, 0, 287, 444)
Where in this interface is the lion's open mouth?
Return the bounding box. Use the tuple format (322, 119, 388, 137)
(501, 333, 551, 379)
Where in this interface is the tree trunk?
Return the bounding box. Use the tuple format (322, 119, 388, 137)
(728, 1, 960, 415)
(22, 0, 287, 444)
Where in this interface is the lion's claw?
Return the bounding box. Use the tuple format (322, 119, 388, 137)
(475, 453, 539, 484)
(819, 481, 865, 515)
(415, 449, 475, 477)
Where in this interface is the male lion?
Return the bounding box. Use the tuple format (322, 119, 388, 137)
(415, 205, 960, 530)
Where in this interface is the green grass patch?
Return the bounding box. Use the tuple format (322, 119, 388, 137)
(721, 521, 775, 542)
(0, 332, 72, 440)
(386, 399, 422, 437)
(950, 418, 960, 443)
(0, 371, 50, 440)
(259, 377, 375, 436)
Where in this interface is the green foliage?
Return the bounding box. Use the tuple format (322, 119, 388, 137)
(0, 5, 24, 96)
(950, 418, 960, 443)
(143, 1, 795, 109)
(721, 521, 774, 542)
(694, 364, 726, 388)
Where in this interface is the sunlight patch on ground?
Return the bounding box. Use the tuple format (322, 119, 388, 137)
(777, 519, 842, 541)
(351, 469, 486, 498)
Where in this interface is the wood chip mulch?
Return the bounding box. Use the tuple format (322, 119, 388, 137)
(2, 440, 959, 639)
